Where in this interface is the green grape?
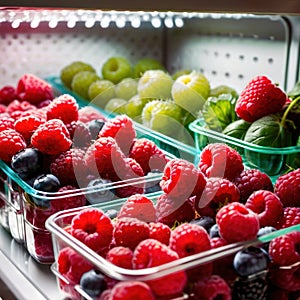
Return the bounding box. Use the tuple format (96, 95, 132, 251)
(133, 58, 165, 78)
(125, 94, 151, 123)
(104, 98, 127, 115)
(88, 80, 116, 108)
(71, 71, 100, 99)
(115, 78, 138, 100)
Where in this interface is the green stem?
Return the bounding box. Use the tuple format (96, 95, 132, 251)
(280, 95, 300, 127)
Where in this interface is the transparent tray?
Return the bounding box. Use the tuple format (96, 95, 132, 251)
(189, 118, 300, 181)
(46, 194, 300, 300)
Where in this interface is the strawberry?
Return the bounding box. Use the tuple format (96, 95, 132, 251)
(235, 75, 287, 122)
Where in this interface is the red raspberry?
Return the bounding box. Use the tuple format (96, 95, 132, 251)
(149, 222, 171, 245)
(129, 138, 168, 174)
(6, 99, 36, 118)
(113, 217, 150, 251)
(198, 143, 244, 181)
(66, 120, 92, 148)
(269, 231, 300, 266)
(14, 115, 44, 142)
(109, 281, 155, 300)
(46, 94, 79, 124)
(195, 177, 240, 218)
(0, 85, 19, 105)
(84, 136, 128, 180)
(0, 115, 14, 131)
(233, 168, 273, 203)
(275, 207, 300, 229)
(160, 158, 207, 199)
(57, 246, 93, 285)
(270, 265, 300, 292)
(31, 119, 72, 155)
(274, 168, 300, 207)
(216, 202, 260, 243)
(0, 129, 26, 162)
(106, 246, 133, 269)
(0, 105, 6, 113)
(71, 208, 113, 253)
(117, 194, 156, 223)
(235, 75, 287, 122)
(19, 107, 47, 120)
(245, 190, 283, 228)
(156, 193, 195, 227)
(17, 73, 54, 104)
(132, 239, 187, 297)
(192, 275, 231, 300)
(78, 106, 107, 123)
(50, 148, 87, 186)
(99, 114, 136, 154)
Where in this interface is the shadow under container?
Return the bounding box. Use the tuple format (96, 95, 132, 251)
(46, 194, 300, 300)
(189, 118, 300, 182)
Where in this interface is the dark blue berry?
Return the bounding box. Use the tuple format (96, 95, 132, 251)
(80, 269, 106, 298)
(86, 178, 115, 204)
(190, 216, 215, 233)
(209, 223, 220, 238)
(144, 170, 162, 194)
(257, 226, 277, 252)
(11, 148, 43, 177)
(105, 209, 118, 219)
(88, 119, 105, 140)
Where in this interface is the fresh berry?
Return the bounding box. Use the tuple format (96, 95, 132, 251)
(209, 223, 221, 238)
(66, 120, 92, 148)
(245, 190, 283, 228)
(192, 275, 231, 300)
(46, 94, 79, 124)
(71, 208, 113, 253)
(190, 216, 215, 233)
(216, 202, 260, 243)
(50, 148, 87, 186)
(117, 194, 156, 223)
(78, 106, 106, 124)
(160, 158, 206, 199)
(106, 246, 133, 269)
(194, 177, 240, 218)
(235, 75, 287, 122)
(148, 222, 171, 245)
(198, 143, 244, 181)
(156, 193, 195, 227)
(257, 226, 277, 252)
(275, 207, 300, 229)
(86, 178, 115, 204)
(233, 168, 273, 203)
(109, 281, 155, 300)
(32, 173, 60, 195)
(144, 170, 162, 194)
(17, 73, 54, 104)
(80, 269, 107, 299)
(6, 99, 36, 117)
(88, 119, 106, 140)
(0, 129, 26, 162)
(129, 138, 169, 174)
(31, 119, 72, 155)
(274, 168, 300, 207)
(113, 217, 150, 250)
(0, 85, 18, 105)
(132, 238, 187, 297)
(0, 116, 14, 131)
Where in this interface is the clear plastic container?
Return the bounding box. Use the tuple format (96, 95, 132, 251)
(189, 118, 300, 181)
(46, 195, 300, 300)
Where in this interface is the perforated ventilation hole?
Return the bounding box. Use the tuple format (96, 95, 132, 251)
(225, 72, 230, 78)
(268, 58, 274, 64)
(239, 55, 245, 60)
(253, 56, 258, 62)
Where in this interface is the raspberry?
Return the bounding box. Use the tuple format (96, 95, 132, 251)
(6, 99, 36, 118)
(66, 120, 92, 148)
(50, 148, 87, 186)
(84, 136, 128, 180)
(169, 223, 211, 258)
(78, 106, 107, 123)
(57, 246, 93, 285)
(245, 190, 283, 228)
(14, 115, 44, 142)
(129, 138, 168, 174)
(160, 158, 207, 199)
(46, 94, 79, 124)
(0, 85, 18, 105)
(117, 194, 156, 223)
(270, 265, 300, 292)
(19, 107, 47, 120)
(149, 222, 171, 245)
(195, 177, 240, 218)
(113, 217, 150, 250)
(156, 193, 195, 227)
(269, 231, 300, 266)
(109, 281, 155, 300)
(233, 168, 273, 203)
(275, 207, 300, 229)
(0, 129, 26, 162)
(17, 73, 54, 104)
(235, 75, 287, 122)
(71, 208, 113, 253)
(274, 168, 300, 207)
(132, 239, 187, 297)
(216, 202, 260, 243)
(0, 115, 14, 131)
(99, 115, 136, 154)
(0, 105, 6, 113)
(124, 157, 144, 177)
(31, 119, 72, 155)
(198, 143, 244, 181)
(106, 246, 133, 269)
(192, 275, 231, 300)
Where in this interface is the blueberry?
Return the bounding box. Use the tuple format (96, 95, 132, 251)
(144, 170, 163, 194)
(105, 209, 118, 219)
(88, 119, 105, 140)
(209, 223, 220, 238)
(11, 148, 43, 177)
(86, 178, 115, 204)
(257, 226, 277, 252)
(233, 246, 270, 277)
(80, 269, 106, 298)
(190, 216, 215, 233)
